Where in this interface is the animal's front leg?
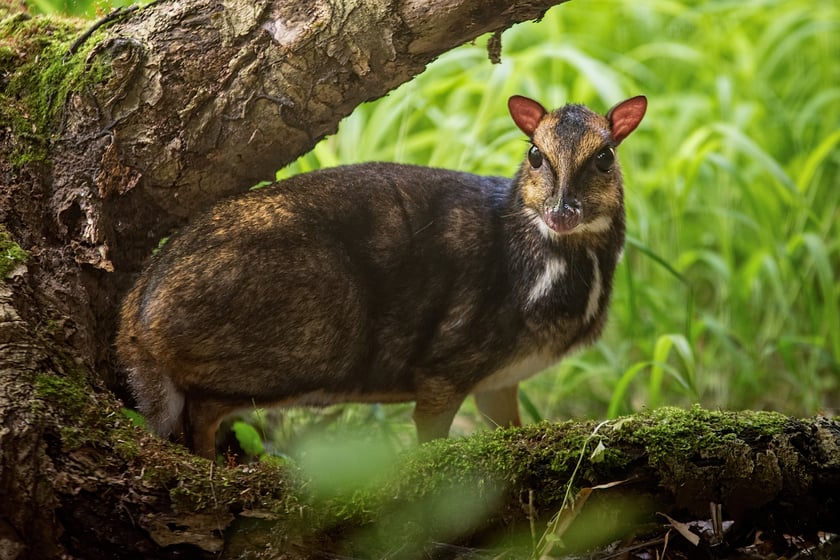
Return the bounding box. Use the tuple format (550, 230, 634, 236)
(473, 384, 521, 428)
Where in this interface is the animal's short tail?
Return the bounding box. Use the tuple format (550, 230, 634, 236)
(129, 370, 185, 439)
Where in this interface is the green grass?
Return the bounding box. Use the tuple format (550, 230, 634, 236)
(277, 0, 840, 430)
(31, 0, 840, 447)
(26, 0, 141, 17)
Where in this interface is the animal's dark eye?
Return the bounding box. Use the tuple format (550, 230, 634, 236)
(528, 145, 543, 168)
(594, 147, 615, 172)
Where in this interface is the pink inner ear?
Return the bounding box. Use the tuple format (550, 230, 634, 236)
(508, 95, 547, 137)
(607, 95, 647, 145)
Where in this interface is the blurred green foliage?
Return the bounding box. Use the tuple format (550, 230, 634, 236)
(27, 0, 140, 17)
(30, 0, 840, 448)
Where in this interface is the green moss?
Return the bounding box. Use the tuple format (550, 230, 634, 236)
(145, 451, 301, 516)
(32, 367, 304, 520)
(33, 356, 149, 460)
(34, 372, 93, 449)
(0, 11, 110, 166)
(34, 373, 88, 417)
(0, 227, 28, 278)
(618, 405, 789, 466)
(125, 406, 795, 542)
(33, 361, 119, 446)
(311, 420, 606, 532)
(333, 407, 792, 529)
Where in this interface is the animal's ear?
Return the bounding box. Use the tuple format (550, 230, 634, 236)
(508, 95, 547, 138)
(606, 95, 647, 145)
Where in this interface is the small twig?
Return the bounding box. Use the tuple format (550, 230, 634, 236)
(661, 528, 670, 560)
(65, 1, 166, 61)
(64, 5, 140, 61)
(487, 29, 503, 64)
(528, 488, 536, 551)
(710, 501, 724, 544)
(596, 535, 667, 560)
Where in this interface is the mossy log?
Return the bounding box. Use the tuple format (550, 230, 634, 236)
(39, 373, 840, 558)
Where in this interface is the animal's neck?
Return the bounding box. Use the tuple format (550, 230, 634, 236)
(503, 196, 625, 328)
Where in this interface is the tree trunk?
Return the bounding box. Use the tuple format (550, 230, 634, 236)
(1, 0, 839, 558)
(4, 0, 572, 556)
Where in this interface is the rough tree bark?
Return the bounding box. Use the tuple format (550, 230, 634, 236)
(1, 0, 839, 558)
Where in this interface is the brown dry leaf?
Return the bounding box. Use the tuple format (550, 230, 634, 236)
(657, 512, 700, 546)
(139, 511, 234, 553)
(591, 478, 631, 491)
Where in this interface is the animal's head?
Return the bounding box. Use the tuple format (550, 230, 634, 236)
(508, 95, 647, 239)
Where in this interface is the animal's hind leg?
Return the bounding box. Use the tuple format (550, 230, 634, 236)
(473, 384, 521, 429)
(184, 397, 231, 460)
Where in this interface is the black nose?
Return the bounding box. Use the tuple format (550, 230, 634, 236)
(544, 199, 582, 233)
